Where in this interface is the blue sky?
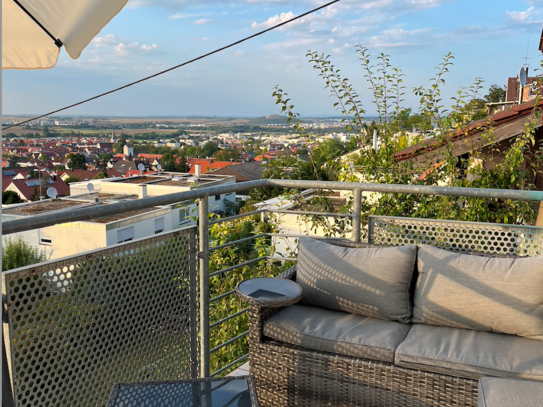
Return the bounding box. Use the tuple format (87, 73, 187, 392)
(3, 0, 543, 117)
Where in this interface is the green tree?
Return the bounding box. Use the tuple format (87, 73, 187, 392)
(30, 186, 40, 202)
(18, 139, 25, 146)
(63, 176, 80, 184)
(39, 154, 50, 161)
(2, 237, 49, 271)
(2, 191, 23, 205)
(66, 153, 86, 170)
(43, 125, 50, 137)
(214, 148, 240, 161)
(201, 142, 220, 157)
(8, 155, 20, 167)
(114, 136, 127, 154)
(484, 84, 506, 103)
(271, 48, 543, 228)
(94, 170, 108, 179)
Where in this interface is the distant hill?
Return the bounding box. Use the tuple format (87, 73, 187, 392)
(249, 114, 295, 125)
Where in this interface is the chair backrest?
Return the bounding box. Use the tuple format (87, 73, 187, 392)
(367, 216, 543, 257)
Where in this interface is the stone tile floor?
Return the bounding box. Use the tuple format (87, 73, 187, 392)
(227, 361, 250, 377)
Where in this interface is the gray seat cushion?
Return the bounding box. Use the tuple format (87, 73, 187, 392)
(295, 237, 417, 323)
(263, 304, 412, 363)
(478, 378, 543, 407)
(395, 324, 543, 381)
(414, 245, 543, 340)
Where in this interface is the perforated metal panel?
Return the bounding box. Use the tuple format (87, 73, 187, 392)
(3, 228, 199, 407)
(368, 216, 543, 257)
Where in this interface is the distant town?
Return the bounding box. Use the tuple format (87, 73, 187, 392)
(1, 113, 373, 203)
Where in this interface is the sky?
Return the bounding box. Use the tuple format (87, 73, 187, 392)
(3, 0, 543, 117)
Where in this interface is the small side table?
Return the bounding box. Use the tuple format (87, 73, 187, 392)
(236, 277, 302, 307)
(107, 375, 259, 407)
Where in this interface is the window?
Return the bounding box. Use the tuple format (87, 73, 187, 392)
(215, 194, 221, 201)
(117, 227, 134, 243)
(179, 209, 189, 225)
(39, 229, 52, 245)
(155, 217, 164, 234)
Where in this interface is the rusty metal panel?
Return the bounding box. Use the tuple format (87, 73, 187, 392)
(3, 228, 198, 407)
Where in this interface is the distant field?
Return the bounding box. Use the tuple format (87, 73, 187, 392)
(3, 127, 180, 137)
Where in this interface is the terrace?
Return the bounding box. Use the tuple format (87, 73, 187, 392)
(2, 179, 543, 407)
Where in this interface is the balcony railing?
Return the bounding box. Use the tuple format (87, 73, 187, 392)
(2, 179, 543, 407)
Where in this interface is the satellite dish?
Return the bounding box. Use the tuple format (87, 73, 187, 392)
(46, 187, 58, 199)
(137, 163, 145, 171)
(519, 67, 527, 87)
(86, 183, 94, 192)
(157, 164, 162, 171)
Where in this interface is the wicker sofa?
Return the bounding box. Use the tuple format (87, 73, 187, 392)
(248, 238, 543, 407)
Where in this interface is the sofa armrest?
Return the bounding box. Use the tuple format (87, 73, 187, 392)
(248, 265, 297, 343)
(277, 265, 297, 281)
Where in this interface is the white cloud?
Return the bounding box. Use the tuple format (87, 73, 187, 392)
(194, 18, 214, 24)
(169, 12, 212, 19)
(235, 51, 245, 57)
(262, 37, 320, 51)
(327, 38, 335, 44)
(114, 42, 139, 56)
(365, 26, 435, 48)
(505, 6, 540, 23)
(198, 37, 217, 42)
(88, 57, 103, 64)
(251, 11, 296, 29)
(93, 34, 119, 48)
(141, 44, 158, 51)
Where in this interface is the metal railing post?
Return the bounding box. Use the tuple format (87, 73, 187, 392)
(3, 328, 15, 407)
(352, 188, 362, 243)
(198, 197, 210, 378)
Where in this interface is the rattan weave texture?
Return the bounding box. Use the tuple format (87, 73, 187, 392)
(3, 229, 198, 407)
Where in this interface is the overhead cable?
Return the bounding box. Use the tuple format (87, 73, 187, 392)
(3, 0, 340, 130)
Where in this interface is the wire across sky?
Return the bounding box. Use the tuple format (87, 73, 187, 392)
(2, 0, 341, 131)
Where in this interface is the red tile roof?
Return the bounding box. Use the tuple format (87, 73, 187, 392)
(9, 177, 70, 201)
(394, 98, 543, 162)
(186, 158, 239, 174)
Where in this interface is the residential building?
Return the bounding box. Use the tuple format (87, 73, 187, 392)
(3, 176, 69, 202)
(211, 161, 264, 195)
(2, 171, 236, 259)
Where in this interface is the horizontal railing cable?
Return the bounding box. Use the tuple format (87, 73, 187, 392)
(4, 179, 543, 235)
(211, 354, 249, 377)
(209, 308, 248, 329)
(210, 332, 248, 354)
(2, 0, 340, 130)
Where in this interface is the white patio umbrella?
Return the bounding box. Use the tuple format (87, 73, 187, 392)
(2, 0, 129, 70)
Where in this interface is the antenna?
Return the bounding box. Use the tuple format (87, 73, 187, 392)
(137, 163, 145, 171)
(157, 164, 162, 171)
(523, 29, 532, 68)
(86, 183, 94, 193)
(46, 187, 58, 199)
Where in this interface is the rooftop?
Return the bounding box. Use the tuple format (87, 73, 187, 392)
(2, 199, 89, 216)
(89, 206, 160, 223)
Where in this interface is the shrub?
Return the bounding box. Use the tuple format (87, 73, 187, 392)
(2, 237, 49, 271)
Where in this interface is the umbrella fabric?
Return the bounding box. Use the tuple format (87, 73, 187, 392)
(2, 0, 129, 70)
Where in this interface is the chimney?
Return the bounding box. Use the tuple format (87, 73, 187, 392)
(195, 164, 201, 178)
(138, 185, 147, 199)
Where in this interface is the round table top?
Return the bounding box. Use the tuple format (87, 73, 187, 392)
(236, 277, 302, 307)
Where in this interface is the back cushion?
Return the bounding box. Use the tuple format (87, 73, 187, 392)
(414, 245, 543, 341)
(296, 237, 417, 323)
